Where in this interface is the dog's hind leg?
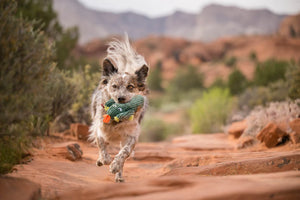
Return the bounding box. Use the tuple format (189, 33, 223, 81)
(110, 136, 136, 182)
(96, 136, 112, 166)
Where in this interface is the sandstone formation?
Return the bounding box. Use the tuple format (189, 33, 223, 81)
(257, 123, 288, 148)
(5, 133, 300, 199)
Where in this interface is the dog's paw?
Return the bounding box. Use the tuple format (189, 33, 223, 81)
(96, 159, 103, 167)
(115, 175, 124, 183)
(109, 159, 122, 174)
(96, 154, 112, 167)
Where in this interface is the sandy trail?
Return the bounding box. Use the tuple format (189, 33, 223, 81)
(5, 133, 300, 199)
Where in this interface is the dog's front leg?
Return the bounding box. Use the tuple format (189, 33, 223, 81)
(96, 136, 112, 166)
(110, 135, 136, 182)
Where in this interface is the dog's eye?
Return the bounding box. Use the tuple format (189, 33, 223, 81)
(102, 79, 108, 85)
(127, 85, 135, 91)
(112, 84, 117, 89)
(137, 83, 144, 88)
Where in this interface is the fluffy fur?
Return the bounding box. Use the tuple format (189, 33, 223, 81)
(89, 36, 149, 182)
(106, 34, 147, 74)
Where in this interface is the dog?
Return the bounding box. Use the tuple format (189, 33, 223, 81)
(89, 35, 149, 182)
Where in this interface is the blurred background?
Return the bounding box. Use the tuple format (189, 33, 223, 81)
(1, 0, 300, 173)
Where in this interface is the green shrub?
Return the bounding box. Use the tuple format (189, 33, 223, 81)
(69, 65, 101, 124)
(16, 0, 79, 70)
(0, 1, 77, 173)
(0, 2, 54, 136)
(47, 69, 76, 124)
(286, 63, 300, 100)
(190, 88, 234, 133)
(253, 59, 288, 86)
(0, 136, 29, 174)
(140, 117, 182, 142)
(228, 69, 248, 95)
(210, 78, 227, 89)
(238, 80, 289, 111)
(167, 65, 204, 101)
(0, 1, 54, 173)
(225, 56, 237, 67)
(148, 61, 163, 91)
(249, 51, 257, 62)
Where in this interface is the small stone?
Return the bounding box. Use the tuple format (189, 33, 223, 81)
(256, 123, 288, 148)
(290, 132, 300, 144)
(228, 120, 247, 139)
(50, 143, 83, 161)
(236, 136, 255, 149)
(70, 123, 89, 140)
(289, 118, 300, 134)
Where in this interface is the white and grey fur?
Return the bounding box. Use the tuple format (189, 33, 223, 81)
(89, 35, 149, 182)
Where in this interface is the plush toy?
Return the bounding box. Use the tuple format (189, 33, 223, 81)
(103, 95, 144, 123)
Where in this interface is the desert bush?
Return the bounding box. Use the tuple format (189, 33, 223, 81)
(16, 0, 79, 70)
(253, 59, 288, 86)
(48, 64, 101, 133)
(148, 61, 163, 91)
(0, 136, 30, 174)
(190, 87, 234, 133)
(225, 56, 237, 67)
(249, 51, 257, 62)
(286, 63, 300, 100)
(167, 65, 204, 101)
(0, 1, 77, 173)
(243, 100, 300, 137)
(0, 2, 52, 173)
(69, 65, 101, 124)
(0, 2, 54, 136)
(140, 117, 183, 142)
(228, 69, 248, 95)
(238, 80, 289, 112)
(210, 78, 227, 89)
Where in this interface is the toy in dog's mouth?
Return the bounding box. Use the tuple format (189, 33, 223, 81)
(103, 95, 144, 124)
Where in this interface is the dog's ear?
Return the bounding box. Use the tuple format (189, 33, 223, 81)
(102, 59, 118, 76)
(135, 64, 149, 83)
(135, 65, 149, 92)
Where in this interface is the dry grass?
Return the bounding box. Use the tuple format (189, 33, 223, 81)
(242, 99, 300, 137)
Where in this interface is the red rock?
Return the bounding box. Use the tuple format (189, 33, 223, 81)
(278, 13, 300, 38)
(0, 176, 41, 200)
(290, 118, 300, 134)
(70, 123, 89, 140)
(62, 129, 71, 136)
(228, 120, 247, 139)
(290, 132, 300, 144)
(49, 142, 83, 161)
(236, 136, 255, 149)
(57, 172, 300, 200)
(8, 133, 300, 199)
(172, 133, 234, 150)
(256, 123, 288, 148)
(165, 153, 300, 176)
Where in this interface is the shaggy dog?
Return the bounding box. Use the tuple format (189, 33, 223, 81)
(89, 35, 149, 182)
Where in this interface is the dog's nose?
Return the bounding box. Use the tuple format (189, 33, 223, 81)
(118, 97, 126, 103)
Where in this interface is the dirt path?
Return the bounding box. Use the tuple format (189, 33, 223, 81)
(5, 133, 300, 199)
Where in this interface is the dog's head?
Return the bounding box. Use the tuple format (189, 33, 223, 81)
(98, 36, 149, 103)
(100, 58, 149, 103)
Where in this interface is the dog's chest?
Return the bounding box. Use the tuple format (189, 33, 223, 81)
(100, 108, 143, 142)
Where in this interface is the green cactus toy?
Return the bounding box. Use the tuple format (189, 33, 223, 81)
(103, 95, 144, 123)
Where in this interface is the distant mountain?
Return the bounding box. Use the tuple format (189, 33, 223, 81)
(278, 13, 300, 38)
(53, 0, 286, 44)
